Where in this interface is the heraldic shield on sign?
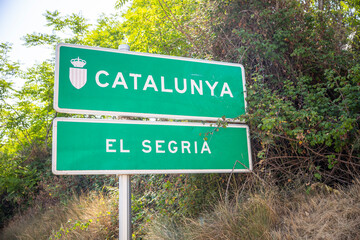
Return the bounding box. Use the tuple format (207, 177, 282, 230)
(69, 57, 87, 89)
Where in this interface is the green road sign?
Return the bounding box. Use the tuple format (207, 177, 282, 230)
(55, 44, 247, 121)
(52, 118, 252, 174)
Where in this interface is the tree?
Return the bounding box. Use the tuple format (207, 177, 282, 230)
(0, 43, 18, 105)
(118, 0, 215, 57)
(0, 11, 125, 227)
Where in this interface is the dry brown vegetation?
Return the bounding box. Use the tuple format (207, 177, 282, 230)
(146, 179, 360, 240)
(0, 191, 118, 240)
(272, 181, 360, 240)
(1, 179, 360, 239)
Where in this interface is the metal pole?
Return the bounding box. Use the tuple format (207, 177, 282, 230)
(118, 44, 131, 240)
(118, 44, 130, 51)
(118, 174, 131, 240)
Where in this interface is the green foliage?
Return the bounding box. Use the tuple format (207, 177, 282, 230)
(119, 0, 194, 55)
(210, 0, 360, 184)
(0, 10, 123, 228)
(118, 0, 216, 57)
(24, 10, 125, 49)
(24, 10, 90, 46)
(0, 43, 19, 109)
(51, 219, 94, 239)
(84, 14, 125, 48)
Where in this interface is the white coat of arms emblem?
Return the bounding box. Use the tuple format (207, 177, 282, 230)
(69, 57, 87, 89)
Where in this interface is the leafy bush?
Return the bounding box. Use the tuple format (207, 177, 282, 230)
(131, 173, 234, 238)
(208, 0, 360, 185)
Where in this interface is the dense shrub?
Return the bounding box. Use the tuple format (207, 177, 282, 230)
(208, 0, 360, 185)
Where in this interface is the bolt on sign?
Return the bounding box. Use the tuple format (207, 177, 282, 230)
(54, 44, 247, 121)
(52, 118, 252, 175)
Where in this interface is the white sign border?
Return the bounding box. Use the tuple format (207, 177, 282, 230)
(52, 118, 253, 175)
(54, 43, 247, 122)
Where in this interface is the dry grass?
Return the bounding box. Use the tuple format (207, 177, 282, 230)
(146, 180, 360, 240)
(272, 181, 360, 240)
(184, 195, 278, 240)
(2, 180, 360, 240)
(0, 191, 117, 240)
(146, 187, 278, 240)
(145, 217, 186, 240)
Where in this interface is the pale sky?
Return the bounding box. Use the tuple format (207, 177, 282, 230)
(0, 0, 120, 69)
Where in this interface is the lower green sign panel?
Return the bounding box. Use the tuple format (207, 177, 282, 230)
(52, 118, 252, 174)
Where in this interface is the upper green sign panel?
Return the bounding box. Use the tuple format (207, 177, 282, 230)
(55, 44, 247, 120)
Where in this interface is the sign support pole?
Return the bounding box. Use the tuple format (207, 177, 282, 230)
(118, 174, 131, 240)
(118, 44, 131, 240)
